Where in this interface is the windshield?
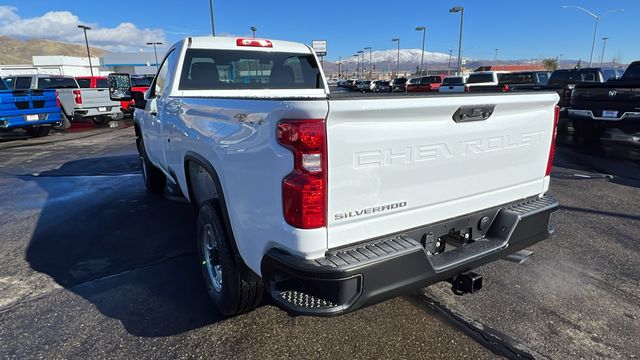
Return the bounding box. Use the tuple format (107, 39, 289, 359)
(408, 78, 420, 84)
(467, 73, 495, 84)
(179, 49, 321, 90)
(37, 77, 78, 89)
(548, 70, 600, 85)
(393, 78, 407, 85)
(131, 76, 153, 87)
(424, 76, 442, 84)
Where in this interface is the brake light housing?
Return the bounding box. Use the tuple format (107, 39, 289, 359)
(55, 91, 61, 108)
(501, 85, 510, 92)
(73, 90, 82, 105)
(546, 106, 560, 176)
(277, 119, 327, 229)
(236, 38, 273, 48)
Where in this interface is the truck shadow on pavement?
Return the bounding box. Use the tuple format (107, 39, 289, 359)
(24, 155, 226, 337)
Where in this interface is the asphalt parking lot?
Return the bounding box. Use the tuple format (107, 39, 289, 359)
(0, 120, 638, 359)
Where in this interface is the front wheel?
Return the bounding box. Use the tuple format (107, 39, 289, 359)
(197, 201, 263, 317)
(137, 136, 166, 194)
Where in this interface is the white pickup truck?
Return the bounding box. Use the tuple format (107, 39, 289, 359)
(109, 36, 560, 317)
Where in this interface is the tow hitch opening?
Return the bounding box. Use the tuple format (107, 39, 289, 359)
(449, 271, 483, 295)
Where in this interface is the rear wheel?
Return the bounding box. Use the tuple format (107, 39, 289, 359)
(92, 116, 108, 126)
(197, 201, 263, 316)
(137, 136, 166, 194)
(53, 113, 72, 131)
(109, 112, 125, 121)
(25, 126, 51, 137)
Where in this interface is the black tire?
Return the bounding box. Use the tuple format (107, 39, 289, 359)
(92, 116, 108, 126)
(137, 136, 166, 194)
(53, 113, 72, 131)
(109, 112, 125, 121)
(25, 126, 51, 137)
(197, 201, 263, 317)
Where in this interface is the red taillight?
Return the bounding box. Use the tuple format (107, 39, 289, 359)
(563, 88, 572, 102)
(236, 38, 273, 48)
(55, 91, 61, 108)
(501, 85, 510, 92)
(73, 90, 82, 105)
(277, 119, 326, 229)
(546, 106, 560, 176)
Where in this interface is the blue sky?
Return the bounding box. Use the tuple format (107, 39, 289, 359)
(0, 0, 637, 62)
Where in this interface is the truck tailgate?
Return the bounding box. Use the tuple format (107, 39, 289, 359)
(326, 93, 558, 248)
(78, 88, 120, 108)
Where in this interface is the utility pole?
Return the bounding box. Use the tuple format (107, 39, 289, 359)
(77, 25, 93, 76)
(449, 6, 464, 75)
(415, 26, 426, 75)
(209, 0, 215, 36)
(353, 54, 359, 78)
(392, 38, 400, 78)
(364, 47, 372, 79)
(599, 37, 609, 66)
(146, 42, 163, 70)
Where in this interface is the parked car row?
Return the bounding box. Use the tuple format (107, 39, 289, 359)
(1, 72, 156, 136)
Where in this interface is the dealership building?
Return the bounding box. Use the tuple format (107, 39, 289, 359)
(0, 52, 160, 77)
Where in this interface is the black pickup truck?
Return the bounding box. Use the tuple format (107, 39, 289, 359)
(544, 67, 624, 112)
(569, 61, 640, 143)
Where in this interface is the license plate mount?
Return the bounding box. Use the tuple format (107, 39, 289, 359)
(98, 107, 107, 112)
(25, 114, 39, 121)
(602, 110, 618, 118)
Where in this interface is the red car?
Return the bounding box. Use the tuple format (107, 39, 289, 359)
(76, 76, 109, 89)
(122, 75, 154, 114)
(406, 75, 446, 92)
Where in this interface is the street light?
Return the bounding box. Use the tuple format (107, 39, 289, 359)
(561, 6, 623, 67)
(353, 54, 359, 78)
(392, 38, 400, 78)
(77, 25, 93, 76)
(449, 6, 464, 75)
(415, 26, 426, 75)
(494, 48, 499, 63)
(448, 49, 453, 75)
(357, 50, 364, 79)
(250, 26, 257, 38)
(146, 42, 163, 70)
(600, 37, 609, 66)
(364, 47, 372, 79)
(209, 0, 215, 36)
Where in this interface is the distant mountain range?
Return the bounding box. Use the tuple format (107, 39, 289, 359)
(0, 36, 105, 65)
(322, 48, 621, 74)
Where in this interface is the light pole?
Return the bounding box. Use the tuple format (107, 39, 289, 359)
(494, 48, 499, 63)
(561, 6, 623, 67)
(250, 26, 257, 38)
(209, 0, 215, 36)
(338, 56, 342, 78)
(392, 38, 400, 78)
(449, 6, 464, 75)
(146, 42, 163, 70)
(600, 37, 609, 66)
(448, 49, 453, 75)
(353, 54, 359, 78)
(77, 25, 93, 76)
(364, 47, 372, 79)
(357, 50, 364, 79)
(415, 26, 426, 75)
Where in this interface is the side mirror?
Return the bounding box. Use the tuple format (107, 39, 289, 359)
(132, 91, 146, 110)
(108, 73, 132, 101)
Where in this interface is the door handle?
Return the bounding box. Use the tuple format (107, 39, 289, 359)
(452, 105, 496, 123)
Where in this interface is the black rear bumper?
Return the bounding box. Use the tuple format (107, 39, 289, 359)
(261, 195, 558, 316)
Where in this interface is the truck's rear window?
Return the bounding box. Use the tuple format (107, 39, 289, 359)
(442, 77, 464, 85)
(37, 77, 78, 89)
(467, 74, 494, 84)
(0, 79, 8, 90)
(499, 73, 534, 85)
(179, 49, 322, 90)
(77, 79, 91, 88)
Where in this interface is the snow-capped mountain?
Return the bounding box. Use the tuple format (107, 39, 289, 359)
(340, 48, 457, 65)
